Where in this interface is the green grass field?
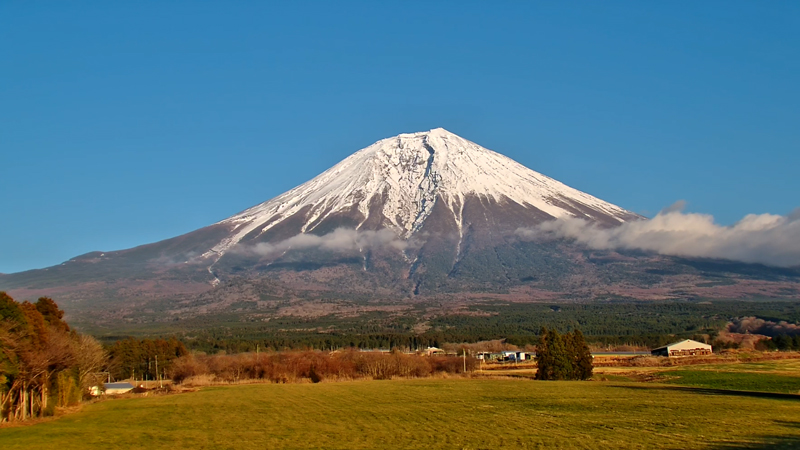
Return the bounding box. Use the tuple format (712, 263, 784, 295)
(2, 378, 800, 449)
(662, 369, 800, 394)
(593, 359, 800, 394)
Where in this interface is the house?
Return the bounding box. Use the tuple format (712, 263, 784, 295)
(424, 346, 445, 356)
(90, 382, 135, 396)
(651, 339, 712, 357)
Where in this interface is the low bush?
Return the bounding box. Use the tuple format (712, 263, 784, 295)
(168, 349, 476, 385)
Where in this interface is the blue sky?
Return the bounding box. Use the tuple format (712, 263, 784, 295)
(1, 2, 798, 273)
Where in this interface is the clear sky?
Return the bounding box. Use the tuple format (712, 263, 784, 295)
(1, 2, 798, 274)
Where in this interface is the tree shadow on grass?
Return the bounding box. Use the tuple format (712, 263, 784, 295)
(712, 438, 800, 449)
(612, 384, 800, 401)
(611, 385, 800, 449)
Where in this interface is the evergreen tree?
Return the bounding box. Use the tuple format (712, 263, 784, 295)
(35, 297, 69, 333)
(534, 327, 551, 380)
(547, 329, 573, 380)
(0, 292, 25, 325)
(773, 334, 791, 351)
(570, 330, 594, 380)
(535, 327, 592, 381)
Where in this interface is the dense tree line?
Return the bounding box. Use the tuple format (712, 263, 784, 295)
(165, 300, 800, 353)
(175, 330, 703, 355)
(0, 293, 106, 422)
(535, 328, 593, 381)
(107, 337, 188, 381)
(755, 334, 800, 351)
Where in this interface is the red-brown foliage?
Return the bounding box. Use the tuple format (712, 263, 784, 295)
(168, 349, 475, 385)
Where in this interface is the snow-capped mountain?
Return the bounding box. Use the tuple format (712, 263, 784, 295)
(0, 128, 646, 300)
(19, 128, 799, 327)
(205, 128, 639, 262)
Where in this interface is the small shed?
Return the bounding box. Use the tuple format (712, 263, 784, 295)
(651, 339, 712, 357)
(91, 382, 135, 396)
(502, 351, 517, 360)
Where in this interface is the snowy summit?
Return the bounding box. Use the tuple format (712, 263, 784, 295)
(206, 128, 638, 259)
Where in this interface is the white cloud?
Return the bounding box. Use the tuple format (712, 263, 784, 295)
(516, 203, 800, 267)
(235, 228, 414, 258)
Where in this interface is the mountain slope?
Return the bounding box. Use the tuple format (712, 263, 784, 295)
(193, 128, 642, 293)
(2, 128, 797, 328)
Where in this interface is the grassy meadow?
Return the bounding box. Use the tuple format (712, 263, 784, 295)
(2, 376, 800, 449)
(592, 358, 800, 394)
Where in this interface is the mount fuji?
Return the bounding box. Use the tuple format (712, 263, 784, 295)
(201, 128, 641, 284)
(2, 129, 797, 327)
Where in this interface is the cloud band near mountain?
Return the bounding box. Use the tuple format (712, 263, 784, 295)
(234, 228, 413, 258)
(515, 203, 800, 268)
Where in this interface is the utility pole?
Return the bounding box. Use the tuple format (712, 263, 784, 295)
(463, 349, 467, 373)
(156, 355, 162, 388)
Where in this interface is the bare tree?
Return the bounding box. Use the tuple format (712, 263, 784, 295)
(74, 335, 108, 391)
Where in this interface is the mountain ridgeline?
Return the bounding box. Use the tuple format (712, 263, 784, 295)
(1, 129, 799, 329)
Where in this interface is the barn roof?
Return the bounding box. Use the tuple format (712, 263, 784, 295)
(651, 339, 710, 352)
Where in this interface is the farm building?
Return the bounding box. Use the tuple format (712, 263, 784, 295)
(90, 382, 135, 396)
(651, 339, 712, 357)
(424, 347, 445, 356)
(502, 351, 530, 361)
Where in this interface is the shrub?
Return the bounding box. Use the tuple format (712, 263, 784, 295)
(168, 349, 474, 385)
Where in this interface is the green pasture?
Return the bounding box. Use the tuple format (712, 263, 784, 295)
(2, 378, 800, 449)
(662, 368, 800, 394)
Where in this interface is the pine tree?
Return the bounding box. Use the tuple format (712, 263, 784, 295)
(547, 329, 573, 380)
(534, 327, 551, 380)
(536, 327, 592, 381)
(570, 330, 594, 380)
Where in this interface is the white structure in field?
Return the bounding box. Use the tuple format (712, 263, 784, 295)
(90, 382, 135, 396)
(424, 346, 445, 356)
(651, 339, 712, 357)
